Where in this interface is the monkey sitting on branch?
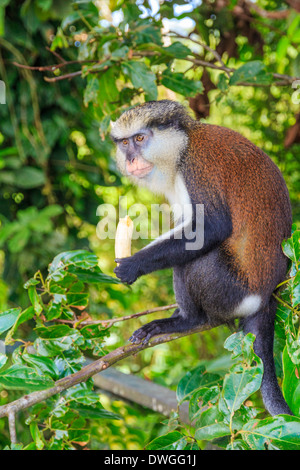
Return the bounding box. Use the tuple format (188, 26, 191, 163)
(111, 100, 292, 416)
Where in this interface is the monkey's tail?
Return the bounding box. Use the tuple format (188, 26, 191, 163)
(241, 297, 292, 416)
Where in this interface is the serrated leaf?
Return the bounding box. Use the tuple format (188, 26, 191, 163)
(21, 353, 60, 380)
(34, 325, 84, 357)
(47, 250, 98, 281)
(242, 415, 300, 450)
(83, 75, 99, 107)
(282, 230, 300, 265)
(229, 61, 272, 86)
(98, 68, 119, 114)
(285, 312, 300, 365)
(145, 431, 187, 450)
(70, 402, 121, 420)
(176, 365, 220, 403)
(28, 285, 43, 315)
(30, 422, 45, 450)
(122, 60, 157, 100)
(0, 365, 54, 391)
(5, 306, 35, 345)
(0, 308, 21, 335)
(161, 69, 202, 97)
(0, 354, 7, 370)
(15, 167, 46, 188)
(282, 346, 300, 416)
(162, 42, 192, 59)
(194, 406, 230, 441)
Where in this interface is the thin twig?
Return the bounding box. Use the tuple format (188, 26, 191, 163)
(43, 70, 83, 82)
(56, 303, 178, 327)
(11, 47, 299, 87)
(12, 59, 99, 72)
(45, 46, 67, 63)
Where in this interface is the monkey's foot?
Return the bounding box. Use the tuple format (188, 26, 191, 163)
(129, 315, 198, 345)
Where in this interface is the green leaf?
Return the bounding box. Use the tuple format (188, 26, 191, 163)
(83, 75, 100, 107)
(5, 306, 35, 345)
(229, 61, 273, 86)
(176, 365, 220, 403)
(194, 406, 230, 441)
(34, 325, 84, 357)
(288, 271, 300, 307)
(282, 346, 300, 415)
(8, 227, 30, 253)
(45, 299, 63, 321)
(122, 61, 157, 100)
(67, 266, 120, 285)
(285, 312, 300, 365)
(0, 365, 54, 391)
(162, 42, 192, 59)
(14, 167, 46, 189)
(221, 362, 262, 414)
(0, 308, 21, 335)
(276, 36, 290, 62)
(0, 354, 7, 370)
(24, 278, 40, 289)
(97, 68, 120, 114)
(48, 250, 99, 281)
(21, 353, 60, 380)
(161, 69, 203, 97)
(222, 333, 263, 413)
(283, 230, 300, 266)
(47, 250, 120, 285)
(70, 403, 121, 420)
(145, 431, 187, 450)
(189, 385, 220, 421)
(242, 415, 300, 450)
(28, 285, 43, 315)
(30, 422, 45, 450)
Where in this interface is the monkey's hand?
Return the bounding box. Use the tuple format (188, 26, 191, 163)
(114, 256, 141, 285)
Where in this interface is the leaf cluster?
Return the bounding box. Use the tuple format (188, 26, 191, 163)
(0, 250, 121, 450)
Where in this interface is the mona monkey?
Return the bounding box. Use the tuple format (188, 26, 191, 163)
(110, 100, 292, 416)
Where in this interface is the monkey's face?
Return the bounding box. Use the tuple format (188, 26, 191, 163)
(112, 127, 188, 195)
(115, 129, 154, 179)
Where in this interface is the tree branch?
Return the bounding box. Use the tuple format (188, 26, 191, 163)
(12, 49, 299, 87)
(56, 303, 178, 327)
(0, 319, 221, 421)
(8, 409, 17, 445)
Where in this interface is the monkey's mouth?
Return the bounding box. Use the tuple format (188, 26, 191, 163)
(126, 158, 154, 178)
(130, 165, 154, 178)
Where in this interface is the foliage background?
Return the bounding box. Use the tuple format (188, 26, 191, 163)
(0, 0, 299, 450)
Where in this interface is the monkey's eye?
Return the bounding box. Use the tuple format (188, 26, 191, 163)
(135, 135, 144, 142)
(122, 139, 129, 146)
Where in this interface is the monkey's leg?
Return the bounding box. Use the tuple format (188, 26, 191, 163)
(241, 298, 292, 416)
(129, 308, 207, 345)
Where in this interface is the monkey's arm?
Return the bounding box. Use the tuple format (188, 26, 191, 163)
(114, 201, 232, 284)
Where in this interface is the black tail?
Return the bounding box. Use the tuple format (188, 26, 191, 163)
(241, 297, 292, 416)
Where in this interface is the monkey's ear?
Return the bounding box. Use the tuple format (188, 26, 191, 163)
(110, 120, 116, 129)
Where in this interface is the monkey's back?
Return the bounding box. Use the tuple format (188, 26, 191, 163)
(184, 123, 292, 294)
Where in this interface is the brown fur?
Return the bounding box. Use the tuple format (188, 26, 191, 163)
(184, 123, 292, 293)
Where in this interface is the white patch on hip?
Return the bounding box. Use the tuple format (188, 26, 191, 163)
(234, 294, 261, 317)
